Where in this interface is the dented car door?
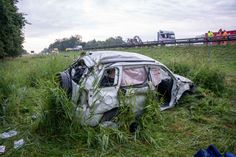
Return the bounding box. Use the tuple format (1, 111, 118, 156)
(83, 67, 121, 125)
(120, 66, 150, 116)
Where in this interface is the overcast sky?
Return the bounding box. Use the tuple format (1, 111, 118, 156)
(17, 0, 236, 53)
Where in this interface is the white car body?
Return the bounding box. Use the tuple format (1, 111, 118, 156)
(58, 51, 195, 126)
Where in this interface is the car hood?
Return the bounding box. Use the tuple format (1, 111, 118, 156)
(174, 74, 192, 83)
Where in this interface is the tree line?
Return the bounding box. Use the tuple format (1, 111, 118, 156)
(0, 0, 27, 58)
(43, 36, 125, 53)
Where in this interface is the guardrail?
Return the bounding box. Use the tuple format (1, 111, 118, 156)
(83, 34, 236, 50)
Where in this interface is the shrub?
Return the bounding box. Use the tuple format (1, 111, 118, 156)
(191, 67, 225, 95)
(167, 62, 191, 76)
(167, 61, 225, 95)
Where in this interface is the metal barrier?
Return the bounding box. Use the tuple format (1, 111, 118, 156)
(83, 34, 236, 50)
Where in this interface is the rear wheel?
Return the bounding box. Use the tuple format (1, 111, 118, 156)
(57, 71, 72, 97)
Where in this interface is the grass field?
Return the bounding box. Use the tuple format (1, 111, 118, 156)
(0, 44, 236, 156)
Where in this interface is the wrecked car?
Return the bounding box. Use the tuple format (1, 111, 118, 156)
(58, 51, 195, 126)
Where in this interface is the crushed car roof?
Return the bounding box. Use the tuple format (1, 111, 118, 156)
(81, 51, 156, 67)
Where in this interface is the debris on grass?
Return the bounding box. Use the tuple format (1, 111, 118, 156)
(14, 139, 24, 149)
(0, 146, 6, 154)
(0, 130, 17, 139)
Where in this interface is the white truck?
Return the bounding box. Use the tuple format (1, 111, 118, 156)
(157, 30, 175, 44)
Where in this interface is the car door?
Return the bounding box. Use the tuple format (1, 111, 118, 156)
(89, 67, 121, 116)
(148, 65, 178, 110)
(119, 66, 149, 117)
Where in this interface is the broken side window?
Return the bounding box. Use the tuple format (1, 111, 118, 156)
(100, 68, 118, 87)
(121, 67, 147, 86)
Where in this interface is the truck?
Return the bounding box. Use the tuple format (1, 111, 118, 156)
(157, 30, 175, 44)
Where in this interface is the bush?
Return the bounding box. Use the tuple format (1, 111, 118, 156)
(167, 61, 225, 95)
(191, 67, 225, 95)
(167, 62, 191, 76)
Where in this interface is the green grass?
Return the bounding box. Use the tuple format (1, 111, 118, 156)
(0, 45, 236, 156)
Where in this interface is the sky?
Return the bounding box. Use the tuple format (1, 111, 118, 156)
(17, 0, 236, 53)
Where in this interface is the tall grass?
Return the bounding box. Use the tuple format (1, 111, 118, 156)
(168, 61, 225, 95)
(0, 45, 236, 156)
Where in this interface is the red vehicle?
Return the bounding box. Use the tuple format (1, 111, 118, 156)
(205, 30, 236, 45)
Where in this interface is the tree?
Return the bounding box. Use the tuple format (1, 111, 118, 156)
(84, 39, 99, 49)
(0, 0, 27, 58)
(104, 36, 125, 46)
(48, 35, 83, 51)
(47, 35, 126, 51)
(83, 36, 125, 49)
